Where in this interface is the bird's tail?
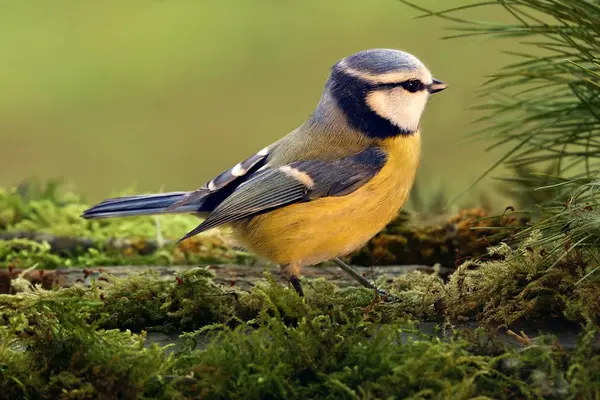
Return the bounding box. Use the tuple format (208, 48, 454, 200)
(81, 191, 201, 219)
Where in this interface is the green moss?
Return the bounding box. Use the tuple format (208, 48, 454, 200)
(100, 268, 240, 332)
(170, 318, 598, 400)
(173, 318, 471, 399)
(0, 180, 250, 268)
(0, 239, 65, 269)
(2, 278, 600, 399)
(98, 269, 433, 332)
(3, 181, 600, 397)
(445, 231, 600, 329)
(0, 179, 194, 240)
(0, 235, 250, 269)
(0, 286, 172, 399)
(1, 264, 600, 398)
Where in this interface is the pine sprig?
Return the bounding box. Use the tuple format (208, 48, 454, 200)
(401, 0, 600, 187)
(399, 0, 600, 270)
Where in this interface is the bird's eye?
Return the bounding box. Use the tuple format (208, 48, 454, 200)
(401, 80, 424, 93)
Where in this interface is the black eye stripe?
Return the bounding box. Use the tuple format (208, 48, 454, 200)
(371, 79, 426, 93)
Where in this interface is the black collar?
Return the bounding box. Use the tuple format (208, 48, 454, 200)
(328, 67, 416, 139)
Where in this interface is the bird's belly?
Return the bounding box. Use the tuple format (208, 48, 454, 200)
(232, 135, 420, 266)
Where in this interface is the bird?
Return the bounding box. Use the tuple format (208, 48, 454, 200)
(81, 48, 447, 297)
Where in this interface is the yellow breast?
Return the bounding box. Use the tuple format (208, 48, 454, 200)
(232, 132, 421, 267)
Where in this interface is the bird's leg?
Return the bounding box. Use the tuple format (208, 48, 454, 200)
(290, 276, 304, 297)
(281, 263, 304, 297)
(332, 257, 392, 300)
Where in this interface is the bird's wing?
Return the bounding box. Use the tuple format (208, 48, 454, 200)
(165, 146, 272, 212)
(177, 146, 387, 242)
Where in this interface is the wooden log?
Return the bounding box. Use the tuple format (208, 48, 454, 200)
(0, 263, 453, 294)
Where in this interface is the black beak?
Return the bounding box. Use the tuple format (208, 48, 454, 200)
(428, 78, 448, 94)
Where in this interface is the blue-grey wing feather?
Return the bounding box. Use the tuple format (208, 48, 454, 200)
(178, 147, 387, 242)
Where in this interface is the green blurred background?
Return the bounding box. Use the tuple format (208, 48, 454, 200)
(0, 0, 515, 204)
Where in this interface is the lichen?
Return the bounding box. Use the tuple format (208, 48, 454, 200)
(383, 270, 446, 322)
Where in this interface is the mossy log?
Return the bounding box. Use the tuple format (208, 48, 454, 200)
(348, 208, 527, 267)
(0, 230, 163, 255)
(4, 265, 599, 400)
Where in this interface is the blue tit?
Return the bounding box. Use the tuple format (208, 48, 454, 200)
(82, 48, 447, 296)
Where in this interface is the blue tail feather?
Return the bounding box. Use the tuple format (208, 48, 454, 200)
(81, 191, 204, 219)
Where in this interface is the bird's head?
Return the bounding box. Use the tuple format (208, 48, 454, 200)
(324, 48, 447, 139)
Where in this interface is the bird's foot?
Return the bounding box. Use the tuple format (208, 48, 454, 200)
(332, 257, 393, 302)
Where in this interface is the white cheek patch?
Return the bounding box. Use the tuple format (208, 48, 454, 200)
(366, 88, 429, 132)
